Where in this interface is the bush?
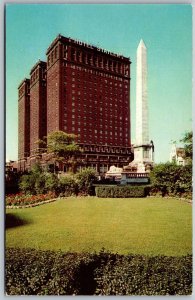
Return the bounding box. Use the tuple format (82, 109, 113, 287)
(19, 163, 60, 196)
(19, 163, 46, 195)
(5, 248, 97, 295)
(44, 173, 59, 193)
(58, 176, 78, 196)
(149, 163, 192, 198)
(19, 164, 97, 196)
(76, 168, 97, 195)
(19, 174, 36, 195)
(5, 248, 192, 295)
(95, 253, 192, 295)
(95, 185, 149, 198)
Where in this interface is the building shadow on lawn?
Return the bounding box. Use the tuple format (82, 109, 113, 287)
(6, 213, 32, 229)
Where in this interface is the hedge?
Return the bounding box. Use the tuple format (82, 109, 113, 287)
(95, 185, 150, 198)
(5, 248, 192, 295)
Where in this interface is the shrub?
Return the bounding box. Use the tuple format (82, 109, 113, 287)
(19, 164, 97, 196)
(94, 253, 192, 295)
(149, 163, 192, 198)
(19, 163, 60, 195)
(95, 185, 149, 198)
(19, 163, 45, 195)
(5, 248, 97, 295)
(5, 248, 192, 295)
(58, 176, 78, 196)
(44, 173, 59, 193)
(76, 168, 97, 195)
(19, 174, 36, 195)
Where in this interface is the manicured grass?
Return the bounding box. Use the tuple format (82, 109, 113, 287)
(6, 197, 192, 256)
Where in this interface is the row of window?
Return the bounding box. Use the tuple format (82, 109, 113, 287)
(66, 91, 129, 103)
(69, 47, 129, 76)
(69, 106, 129, 116)
(30, 68, 46, 86)
(68, 63, 130, 80)
(67, 83, 129, 95)
(47, 45, 58, 66)
(77, 139, 129, 145)
(70, 95, 128, 105)
(65, 75, 129, 89)
(18, 85, 30, 98)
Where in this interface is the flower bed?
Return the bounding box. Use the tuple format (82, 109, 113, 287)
(6, 192, 56, 207)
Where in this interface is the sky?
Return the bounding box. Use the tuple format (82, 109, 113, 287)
(5, 3, 192, 163)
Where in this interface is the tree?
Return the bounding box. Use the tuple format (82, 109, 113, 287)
(46, 131, 81, 173)
(19, 163, 45, 194)
(180, 131, 192, 162)
(76, 167, 97, 195)
(150, 162, 192, 198)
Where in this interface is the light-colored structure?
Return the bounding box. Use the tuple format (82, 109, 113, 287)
(170, 144, 186, 166)
(136, 39, 149, 146)
(106, 39, 154, 183)
(125, 39, 154, 173)
(105, 165, 123, 181)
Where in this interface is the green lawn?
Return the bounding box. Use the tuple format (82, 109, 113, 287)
(6, 197, 192, 256)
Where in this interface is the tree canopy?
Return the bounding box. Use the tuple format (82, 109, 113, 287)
(47, 131, 80, 159)
(180, 131, 192, 161)
(43, 131, 81, 172)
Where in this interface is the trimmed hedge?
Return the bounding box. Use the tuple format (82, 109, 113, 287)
(95, 253, 192, 295)
(6, 248, 192, 295)
(95, 185, 150, 198)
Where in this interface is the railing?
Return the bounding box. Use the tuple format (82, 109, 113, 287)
(125, 173, 149, 178)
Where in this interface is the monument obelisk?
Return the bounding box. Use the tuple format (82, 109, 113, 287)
(106, 39, 154, 181)
(122, 39, 154, 174)
(136, 39, 149, 147)
(133, 39, 154, 172)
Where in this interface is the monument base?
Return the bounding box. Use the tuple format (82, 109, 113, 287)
(120, 171, 149, 185)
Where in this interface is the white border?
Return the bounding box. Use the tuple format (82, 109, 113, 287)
(1, 1, 194, 299)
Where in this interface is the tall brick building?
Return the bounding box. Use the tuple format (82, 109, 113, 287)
(18, 35, 133, 173)
(18, 79, 30, 171)
(29, 61, 47, 160)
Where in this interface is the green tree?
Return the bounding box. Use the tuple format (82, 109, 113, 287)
(180, 131, 192, 162)
(58, 175, 78, 196)
(46, 131, 81, 173)
(19, 163, 45, 195)
(76, 167, 97, 195)
(150, 162, 192, 198)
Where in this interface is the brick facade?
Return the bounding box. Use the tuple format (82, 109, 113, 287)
(29, 61, 47, 158)
(18, 79, 30, 171)
(18, 35, 133, 174)
(46, 35, 131, 147)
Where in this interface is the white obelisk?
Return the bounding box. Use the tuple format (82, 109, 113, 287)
(136, 39, 149, 145)
(134, 39, 154, 172)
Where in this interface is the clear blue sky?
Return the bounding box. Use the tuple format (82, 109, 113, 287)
(6, 4, 192, 163)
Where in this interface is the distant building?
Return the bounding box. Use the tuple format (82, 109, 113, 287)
(170, 144, 186, 166)
(18, 35, 133, 174)
(5, 160, 18, 173)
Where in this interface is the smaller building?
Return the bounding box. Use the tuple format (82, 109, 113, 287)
(6, 160, 18, 173)
(170, 144, 186, 166)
